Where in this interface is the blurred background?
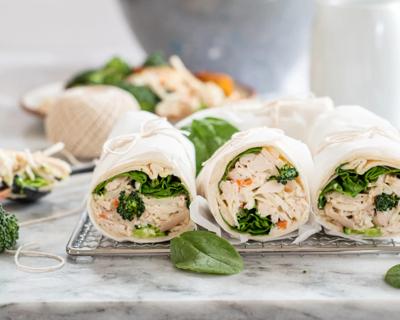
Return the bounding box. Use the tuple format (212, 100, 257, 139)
(1, 0, 400, 149)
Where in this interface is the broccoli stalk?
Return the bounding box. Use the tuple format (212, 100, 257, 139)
(116, 191, 145, 221)
(0, 205, 19, 253)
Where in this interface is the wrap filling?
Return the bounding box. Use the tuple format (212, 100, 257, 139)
(92, 167, 191, 239)
(318, 160, 400, 237)
(217, 146, 308, 236)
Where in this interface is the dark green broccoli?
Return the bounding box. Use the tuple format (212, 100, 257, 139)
(116, 191, 145, 221)
(269, 164, 299, 185)
(375, 193, 400, 212)
(0, 205, 19, 253)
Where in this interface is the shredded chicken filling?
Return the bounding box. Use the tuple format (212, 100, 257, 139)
(92, 173, 190, 239)
(322, 173, 400, 236)
(217, 147, 308, 236)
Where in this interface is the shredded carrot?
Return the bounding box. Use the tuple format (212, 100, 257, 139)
(113, 199, 119, 209)
(195, 71, 235, 96)
(236, 178, 253, 187)
(277, 220, 288, 229)
(99, 212, 108, 219)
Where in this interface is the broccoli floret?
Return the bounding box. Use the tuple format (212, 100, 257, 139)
(269, 164, 299, 185)
(116, 191, 145, 221)
(0, 205, 19, 253)
(375, 193, 400, 212)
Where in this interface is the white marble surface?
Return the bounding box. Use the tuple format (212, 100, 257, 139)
(1, 1, 400, 319)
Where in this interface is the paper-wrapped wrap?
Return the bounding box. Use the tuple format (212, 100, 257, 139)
(309, 106, 400, 239)
(87, 111, 196, 243)
(176, 96, 334, 141)
(197, 127, 313, 241)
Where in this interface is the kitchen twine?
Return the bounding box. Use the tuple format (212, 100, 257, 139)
(2, 142, 83, 272)
(102, 117, 195, 173)
(315, 126, 400, 154)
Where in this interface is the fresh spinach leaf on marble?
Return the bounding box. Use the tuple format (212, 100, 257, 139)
(385, 264, 400, 289)
(170, 231, 243, 275)
(181, 117, 239, 175)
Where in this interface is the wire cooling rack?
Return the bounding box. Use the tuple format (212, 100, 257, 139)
(66, 212, 400, 257)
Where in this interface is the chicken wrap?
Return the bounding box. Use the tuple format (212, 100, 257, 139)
(309, 106, 400, 238)
(197, 127, 313, 241)
(176, 97, 332, 176)
(87, 111, 196, 243)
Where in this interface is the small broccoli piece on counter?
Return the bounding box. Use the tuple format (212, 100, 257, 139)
(116, 191, 145, 221)
(269, 164, 299, 185)
(0, 205, 19, 253)
(375, 193, 400, 212)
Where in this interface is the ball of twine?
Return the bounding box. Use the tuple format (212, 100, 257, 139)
(45, 85, 139, 159)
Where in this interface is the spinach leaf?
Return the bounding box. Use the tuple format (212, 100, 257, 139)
(93, 171, 189, 205)
(66, 57, 132, 88)
(343, 227, 382, 237)
(182, 117, 239, 175)
(143, 52, 167, 67)
(385, 264, 400, 288)
(116, 82, 160, 113)
(132, 224, 167, 238)
(375, 193, 400, 212)
(170, 231, 243, 275)
(93, 171, 148, 195)
(269, 164, 299, 185)
(234, 207, 274, 235)
(318, 165, 400, 209)
(221, 147, 262, 181)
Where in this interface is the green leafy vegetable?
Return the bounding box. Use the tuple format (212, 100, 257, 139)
(221, 147, 262, 181)
(318, 165, 400, 209)
(132, 224, 167, 238)
(93, 171, 147, 195)
(14, 175, 49, 190)
(116, 82, 160, 113)
(170, 231, 243, 275)
(269, 164, 299, 185)
(0, 205, 19, 253)
(375, 193, 400, 212)
(343, 227, 382, 237)
(385, 264, 400, 288)
(143, 52, 167, 67)
(116, 191, 145, 221)
(93, 171, 190, 205)
(182, 117, 239, 175)
(234, 207, 274, 235)
(65, 57, 132, 88)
